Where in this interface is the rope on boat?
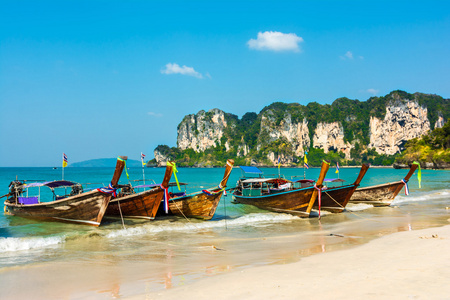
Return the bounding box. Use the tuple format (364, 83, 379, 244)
(223, 192, 228, 230)
(169, 198, 201, 229)
(117, 200, 126, 230)
(323, 190, 382, 222)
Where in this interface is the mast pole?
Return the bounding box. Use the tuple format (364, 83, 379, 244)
(142, 164, 146, 191)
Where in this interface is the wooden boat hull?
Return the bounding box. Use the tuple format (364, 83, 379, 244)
(106, 188, 164, 219)
(313, 185, 356, 213)
(313, 163, 370, 213)
(350, 181, 405, 206)
(168, 191, 223, 220)
(233, 187, 315, 217)
(4, 190, 109, 226)
(4, 156, 127, 226)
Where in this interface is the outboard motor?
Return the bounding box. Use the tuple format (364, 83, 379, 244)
(118, 184, 134, 196)
(7, 181, 24, 202)
(70, 184, 84, 196)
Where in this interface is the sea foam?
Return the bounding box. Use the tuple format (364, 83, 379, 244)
(0, 236, 64, 253)
(105, 213, 300, 239)
(392, 189, 450, 205)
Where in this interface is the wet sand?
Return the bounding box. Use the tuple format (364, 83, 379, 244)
(132, 224, 450, 300)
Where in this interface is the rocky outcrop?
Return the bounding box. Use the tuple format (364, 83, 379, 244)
(237, 142, 249, 157)
(257, 110, 310, 156)
(435, 115, 445, 129)
(177, 109, 228, 152)
(154, 145, 171, 166)
(156, 91, 446, 166)
(313, 122, 353, 159)
(369, 100, 430, 155)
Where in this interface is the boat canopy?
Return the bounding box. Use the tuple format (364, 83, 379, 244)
(294, 179, 315, 183)
(239, 166, 263, 174)
(323, 178, 346, 182)
(168, 182, 188, 187)
(44, 180, 78, 188)
(241, 178, 292, 184)
(24, 180, 77, 188)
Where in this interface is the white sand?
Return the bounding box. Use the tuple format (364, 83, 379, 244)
(135, 225, 450, 300)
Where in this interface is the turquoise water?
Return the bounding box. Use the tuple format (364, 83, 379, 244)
(0, 166, 449, 299)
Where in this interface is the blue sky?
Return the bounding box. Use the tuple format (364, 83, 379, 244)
(1, 0, 449, 167)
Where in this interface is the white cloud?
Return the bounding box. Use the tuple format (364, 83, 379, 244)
(367, 88, 379, 95)
(147, 111, 163, 117)
(340, 51, 364, 60)
(161, 63, 203, 78)
(247, 31, 303, 52)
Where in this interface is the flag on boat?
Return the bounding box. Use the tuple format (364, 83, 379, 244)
(335, 162, 340, 174)
(304, 152, 309, 169)
(62, 153, 68, 168)
(141, 152, 146, 166)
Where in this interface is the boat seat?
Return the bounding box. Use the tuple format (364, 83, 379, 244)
(18, 197, 39, 205)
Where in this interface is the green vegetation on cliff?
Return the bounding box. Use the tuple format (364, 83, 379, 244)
(157, 91, 448, 167)
(395, 119, 450, 168)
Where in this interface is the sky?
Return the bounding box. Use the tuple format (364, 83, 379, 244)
(1, 0, 449, 167)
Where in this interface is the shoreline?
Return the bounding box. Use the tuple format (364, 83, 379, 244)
(129, 224, 450, 300)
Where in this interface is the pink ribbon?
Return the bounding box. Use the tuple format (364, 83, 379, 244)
(314, 184, 324, 219)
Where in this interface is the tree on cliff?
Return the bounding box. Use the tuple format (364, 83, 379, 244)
(395, 119, 450, 168)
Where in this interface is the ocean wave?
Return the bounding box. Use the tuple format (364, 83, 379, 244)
(392, 189, 450, 205)
(346, 203, 374, 211)
(0, 236, 64, 252)
(106, 213, 299, 239)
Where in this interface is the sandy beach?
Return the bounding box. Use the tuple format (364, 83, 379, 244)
(134, 224, 450, 300)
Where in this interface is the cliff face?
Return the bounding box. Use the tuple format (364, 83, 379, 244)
(313, 122, 353, 159)
(177, 108, 228, 152)
(159, 91, 447, 165)
(257, 110, 310, 156)
(368, 100, 430, 155)
(153, 148, 169, 166)
(435, 115, 445, 129)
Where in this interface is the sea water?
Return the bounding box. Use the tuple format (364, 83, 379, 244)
(0, 166, 449, 299)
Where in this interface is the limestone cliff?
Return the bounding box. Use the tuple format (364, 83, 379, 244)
(313, 122, 353, 159)
(257, 109, 310, 156)
(368, 100, 430, 155)
(153, 145, 172, 166)
(156, 90, 447, 166)
(177, 108, 229, 152)
(435, 115, 445, 129)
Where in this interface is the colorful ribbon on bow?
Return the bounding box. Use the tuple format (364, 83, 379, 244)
(160, 184, 169, 214)
(167, 161, 180, 191)
(401, 179, 409, 195)
(97, 183, 117, 197)
(202, 185, 226, 196)
(413, 161, 421, 188)
(117, 156, 129, 180)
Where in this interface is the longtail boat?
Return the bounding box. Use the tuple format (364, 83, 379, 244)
(161, 159, 234, 220)
(3, 156, 127, 226)
(232, 161, 330, 217)
(105, 163, 174, 219)
(312, 164, 370, 213)
(350, 163, 418, 206)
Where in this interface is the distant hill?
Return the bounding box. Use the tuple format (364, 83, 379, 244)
(69, 158, 143, 167)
